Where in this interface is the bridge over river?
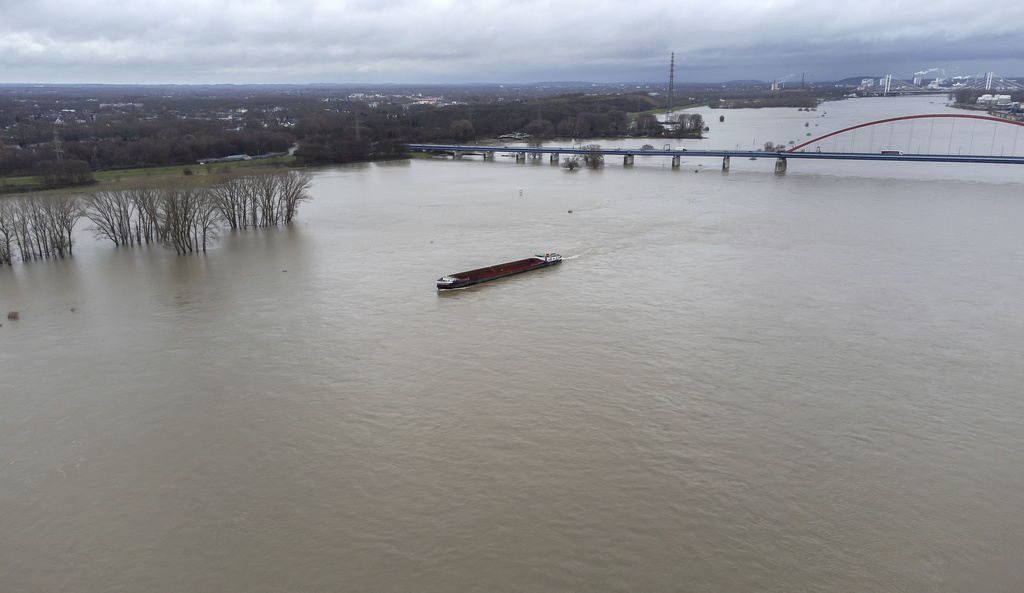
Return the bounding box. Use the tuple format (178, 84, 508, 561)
(409, 114, 1024, 172)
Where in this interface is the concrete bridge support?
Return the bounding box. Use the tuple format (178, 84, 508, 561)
(483, 151, 494, 160)
(671, 155, 680, 168)
(515, 152, 527, 162)
(722, 156, 730, 171)
(623, 154, 634, 166)
(775, 157, 787, 173)
(550, 153, 560, 164)
(453, 151, 463, 159)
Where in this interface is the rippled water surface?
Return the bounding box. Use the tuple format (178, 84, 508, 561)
(3, 97, 1024, 592)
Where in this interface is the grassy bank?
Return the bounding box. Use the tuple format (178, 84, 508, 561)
(1, 155, 298, 196)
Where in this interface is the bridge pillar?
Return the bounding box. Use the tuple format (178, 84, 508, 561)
(774, 157, 787, 173)
(550, 152, 560, 163)
(722, 156, 730, 171)
(483, 151, 494, 160)
(623, 154, 634, 166)
(671, 155, 680, 168)
(516, 152, 527, 162)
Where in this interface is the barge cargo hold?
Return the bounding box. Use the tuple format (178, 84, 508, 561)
(437, 253, 561, 290)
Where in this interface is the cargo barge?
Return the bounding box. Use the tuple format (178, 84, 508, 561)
(437, 253, 561, 289)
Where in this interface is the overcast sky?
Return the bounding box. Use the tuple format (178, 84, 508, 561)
(1, 0, 1021, 85)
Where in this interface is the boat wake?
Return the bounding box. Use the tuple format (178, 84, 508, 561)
(562, 249, 592, 261)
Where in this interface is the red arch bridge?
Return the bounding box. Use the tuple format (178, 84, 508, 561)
(408, 114, 1024, 172)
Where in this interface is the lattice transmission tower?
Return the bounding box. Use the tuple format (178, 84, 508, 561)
(667, 53, 675, 119)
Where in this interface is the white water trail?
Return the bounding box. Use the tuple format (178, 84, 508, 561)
(562, 248, 592, 261)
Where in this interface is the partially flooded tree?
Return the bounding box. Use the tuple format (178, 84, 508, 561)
(634, 113, 663, 136)
(209, 174, 253, 230)
(10, 199, 34, 260)
(6, 168, 313, 263)
(0, 200, 14, 265)
(583, 144, 604, 169)
(675, 113, 705, 138)
(0, 195, 81, 261)
(276, 170, 312, 223)
(39, 195, 79, 258)
(130, 187, 161, 245)
(157, 180, 218, 254)
(83, 190, 138, 246)
(209, 169, 311, 229)
(252, 170, 280, 227)
(83, 187, 164, 246)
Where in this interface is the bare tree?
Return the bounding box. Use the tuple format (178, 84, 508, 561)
(39, 195, 79, 257)
(675, 113, 705, 137)
(0, 200, 14, 265)
(634, 113, 663, 136)
(83, 190, 137, 246)
(209, 174, 252, 230)
(448, 119, 475, 142)
(276, 170, 312, 223)
(193, 189, 221, 252)
(11, 199, 34, 261)
(0, 195, 81, 261)
(4, 169, 314, 263)
(157, 181, 210, 254)
(252, 170, 280, 227)
(130, 187, 161, 244)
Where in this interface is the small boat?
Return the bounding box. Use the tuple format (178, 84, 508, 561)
(437, 253, 561, 289)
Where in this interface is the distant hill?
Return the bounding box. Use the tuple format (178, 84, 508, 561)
(836, 77, 876, 85)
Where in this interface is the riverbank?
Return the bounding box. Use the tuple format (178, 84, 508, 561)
(0, 155, 298, 197)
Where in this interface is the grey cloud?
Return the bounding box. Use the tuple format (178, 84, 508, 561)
(0, 0, 1020, 83)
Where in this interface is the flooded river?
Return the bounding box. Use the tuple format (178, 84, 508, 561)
(2, 96, 1023, 592)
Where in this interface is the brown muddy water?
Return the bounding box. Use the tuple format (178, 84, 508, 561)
(2, 97, 1024, 592)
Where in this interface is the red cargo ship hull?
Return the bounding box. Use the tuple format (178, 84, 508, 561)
(437, 253, 561, 290)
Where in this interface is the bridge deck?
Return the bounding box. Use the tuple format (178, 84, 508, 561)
(407, 144, 1024, 165)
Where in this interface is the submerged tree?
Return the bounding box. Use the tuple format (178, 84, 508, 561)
(0, 200, 14, 264)
(157, 180, 219, 254)
(0, 194, 81, 262)
(277, 170, 312, 223)
(83, 190, 138, 246)
(209, 169, 312, 229)
(11, 168, 313, 263)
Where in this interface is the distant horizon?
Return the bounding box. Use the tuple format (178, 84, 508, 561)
(2, 72, 1020, 90)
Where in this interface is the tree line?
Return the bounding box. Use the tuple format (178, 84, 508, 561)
(1, 115, 296, 181)
(2, 86, 842, 191)
(0, 169, 311, 264)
